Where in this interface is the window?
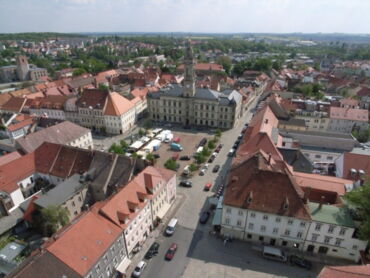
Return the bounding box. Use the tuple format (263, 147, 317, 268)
(72, 201, 75, 207)
(250, 212, 256, 218)
(315, 223, 322, 231)
(275, 217, 281, 223)
(300, 221, 306, 227)
(273, 228, 278, 234)
(260, 225, 266, 232)
(95, 264, 101, 272)
(284, 229, 290, 236)
(226, 208, 231, 214)
(225, 218, 230, 225)
(328, 225, 335, 234)
(288, 219, 294, 225)
(282, 241, 287, 246)
(335, 238, 343, 246)
(263, 215, 268, 220)
(247, 234, 252, 239)
(324, 236, 332, 244)
(332, 249, 338, 252)
(339, 228, 347, 236)
(311, 234, 319, 241)
(297, 232, 303, 238)
(353, 245, 358, 250)
(315, 154, 321, 159)
(238, 210, 243, 216)
(237, 220, 242, 227)
(259, 236, 264, 241)
(327, 156, 333, 160)
(248, 223, 254, 230)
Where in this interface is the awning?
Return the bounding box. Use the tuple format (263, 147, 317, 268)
(116, 257, 131, 274)
(156, 202, 171, 219)
(212, 208, 222, 226)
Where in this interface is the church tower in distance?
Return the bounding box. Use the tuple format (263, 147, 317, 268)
(183, 39, 196, 97)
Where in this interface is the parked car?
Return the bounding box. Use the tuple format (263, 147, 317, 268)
(179, 155, 191, 161)
(241, 126, 248, 133)
(204, 182, 212, 191)
(203, 163, 209, 169)
(172, 153, 179, 160)
(215, 144, 223, 153)
(153, 154, 160, 159)
(199, 169, 206, 176)
(132, 261, 147, 277)
(198, 138, 207, 147)
(165, 243, 178, 261)
(199, 211, 210, 224)
(213, 165, 220, 173)
(179, 181, 192, 187)
(144, 242, 160, 260)
(175, 163, 180, 171)
(228, 148, 235, 157)
(208, 156, 215, 163)
(289, 255, 312, 270)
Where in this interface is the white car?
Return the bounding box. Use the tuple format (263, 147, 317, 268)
(132, 261, 147, 277)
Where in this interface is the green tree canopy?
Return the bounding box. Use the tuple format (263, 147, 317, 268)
(73, 68, 87, 77)
(344, 180, 370, 240)
(33, 206, 69, 236)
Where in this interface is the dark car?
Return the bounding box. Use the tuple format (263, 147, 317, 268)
(198, 138, 207, 147)
(215, 144, 223, 153)
(208, 156, 215, 163)
(179, 155, 191, 161)
(175, 163, 180, 171)
(179, 181, 192, 187)
(153, 154, 160, 159)
(289, 255, 312, 270)
(165, 243, 178, 261)
(199, 211, 210, 224)
(212, 165, 220, 173)
(144, 242, 160, 260)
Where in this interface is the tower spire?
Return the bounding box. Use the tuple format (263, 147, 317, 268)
(183, 39, 195, 97)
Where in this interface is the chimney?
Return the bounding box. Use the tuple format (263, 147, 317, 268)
(267, 153, 272, 165)
(318, 196, 325, 210)
(303, 187, 311, 204)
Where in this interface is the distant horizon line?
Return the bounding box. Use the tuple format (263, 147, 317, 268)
(1, 31, 370, 36)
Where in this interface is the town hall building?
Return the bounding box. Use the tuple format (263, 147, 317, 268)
(147, 40, 242, 129)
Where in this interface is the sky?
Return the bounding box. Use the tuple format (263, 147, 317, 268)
(0, 0, 369, 34)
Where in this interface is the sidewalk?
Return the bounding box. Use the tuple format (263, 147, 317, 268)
(125, 192, 187, 275)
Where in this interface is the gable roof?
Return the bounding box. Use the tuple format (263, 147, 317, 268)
(77, 89, 108, 109)
(1, 97, 26, 113)
(224, 151, 311, 220)
(16, 121, 90, 153)
(46, 211, 121, 276)
(104, 92, 135, 116)
(330, 107, 368, 122)
(341, 152, 370, 181)
(8, 250, 81, 278)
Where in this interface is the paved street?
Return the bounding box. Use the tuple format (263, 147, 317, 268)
(127, 96, 325, 278)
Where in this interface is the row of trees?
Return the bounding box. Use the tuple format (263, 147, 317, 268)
(292, 83, 325, 99)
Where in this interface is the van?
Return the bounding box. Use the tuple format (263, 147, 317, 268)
(165, 218, 178, 236)
(262, 246, 287, 262)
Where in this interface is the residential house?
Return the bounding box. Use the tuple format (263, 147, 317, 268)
(335, 151, 370, 184)
(328, 107, 368, 134)
(318, 264, 370, 278)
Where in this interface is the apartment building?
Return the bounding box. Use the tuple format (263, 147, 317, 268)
(328, 107, 368, 134)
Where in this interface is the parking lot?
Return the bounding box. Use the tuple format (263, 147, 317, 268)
(153, 131, 215, 177)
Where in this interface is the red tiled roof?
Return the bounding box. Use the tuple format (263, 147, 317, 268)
(356, 86, 370, 97)
(104, 92, 135, 116)
(47, 211, 122, 276)
(330, 107, 368, 122)
(77, 89, 108, 109)
(131, 87, 149, 98)
(7, 117, 34, 132)
(341, 152, 370, 181)
(224, 150, 311, 220)
(1, 97, 26, 113)
(0, 151, 22, 167)
(318, 265, 370, 278)
(177, 63, 224, 72)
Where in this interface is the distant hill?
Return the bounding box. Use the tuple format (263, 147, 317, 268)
(0, 32, 87, 41)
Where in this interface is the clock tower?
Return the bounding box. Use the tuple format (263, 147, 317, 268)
(183, 39, 196, 97)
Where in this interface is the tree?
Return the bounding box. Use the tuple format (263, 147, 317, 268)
(120, 140, 128, 150)
(208, 140, 216, 149)
(216, 56, 232, 75)
(201, 146, 211, 157)
(144, 119, 152, 130)
(146, 153, 155, 164)
(215, 129, 222, 138)
(98, 84, 109, 91)
(73, 68, 86, 76)
(138, 129, 146, 137)
(344, 180, 370, 240)
(164, 158, 177, 170)
(189, 163, 198, 172)
(33, 206, 69, 236)
(194, 153, 206, 164)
